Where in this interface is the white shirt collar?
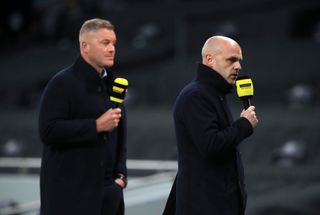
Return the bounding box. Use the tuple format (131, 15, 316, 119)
(100, 69, 107, 79)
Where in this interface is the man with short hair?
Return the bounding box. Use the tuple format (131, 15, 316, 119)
(39, 18, 127, 215)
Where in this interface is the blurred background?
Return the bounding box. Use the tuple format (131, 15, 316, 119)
(1, 0, 320, 214)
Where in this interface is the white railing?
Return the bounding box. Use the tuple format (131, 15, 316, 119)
(0, 157, 177, 215)
(0, 157, 177, 171)
(0, 200, 40, 215)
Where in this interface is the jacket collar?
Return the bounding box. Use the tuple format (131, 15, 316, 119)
(195, 63, 233, 95)
(73, 55, 115, 84)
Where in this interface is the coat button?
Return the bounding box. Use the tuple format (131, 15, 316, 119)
(103, 134, 107, 141)
(100, 162, 104, 167)
(97, 87, 102, 92)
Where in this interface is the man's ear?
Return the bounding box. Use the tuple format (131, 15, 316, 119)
(81, 41, 89, 53)
(205, 54, 215, 66)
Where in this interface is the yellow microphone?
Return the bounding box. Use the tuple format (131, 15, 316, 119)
(236, 76, 254, 110)
(110, 77, 128, 107)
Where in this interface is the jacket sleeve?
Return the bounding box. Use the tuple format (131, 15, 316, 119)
(179, 91, 253, 159)
(38, 74, 98, 146)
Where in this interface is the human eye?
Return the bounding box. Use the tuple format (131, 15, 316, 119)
(101, 40, 110, 46)
(228, 57, 237, 62)
(101, 40, 116, 47)
(227, 57, 242, 64)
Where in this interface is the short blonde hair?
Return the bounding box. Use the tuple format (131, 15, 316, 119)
(79, 18, 114, 42)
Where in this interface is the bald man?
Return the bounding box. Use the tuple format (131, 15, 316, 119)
(163, 36, 258, 215)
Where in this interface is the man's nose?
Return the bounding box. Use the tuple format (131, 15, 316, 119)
(235, 61, 241, 70)
(108, 44, 115, 52)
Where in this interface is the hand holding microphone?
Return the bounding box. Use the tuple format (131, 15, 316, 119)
(240, 106, 258, 128)
(96, 77, 129, 132)
(236, 76, 258, 128)
(96, 108, 122, 132)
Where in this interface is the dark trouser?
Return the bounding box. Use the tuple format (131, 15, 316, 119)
(101, 183, 124, 215)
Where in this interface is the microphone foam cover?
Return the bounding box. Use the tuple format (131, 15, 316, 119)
(110, 77, 128, 104)
(236, 76, 254, 98)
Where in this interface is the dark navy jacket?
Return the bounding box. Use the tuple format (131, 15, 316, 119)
(172, 63, 253, 215)
(38, 56, 127, 215)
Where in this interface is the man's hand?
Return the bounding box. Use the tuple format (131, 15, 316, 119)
(240, 106, 258, 128)
(96, 108, 122, 132)
(115, 178, 126, 188)
(115, 173, 127, 188)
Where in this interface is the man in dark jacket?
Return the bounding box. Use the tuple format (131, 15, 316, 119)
(164, 36, 258, 215)
(38, 18, 127, 215)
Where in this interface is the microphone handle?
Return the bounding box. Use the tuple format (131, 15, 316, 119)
(243, 98, 251, 110)
(113, 103, 120, 109)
